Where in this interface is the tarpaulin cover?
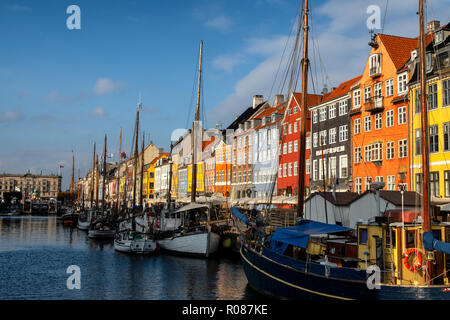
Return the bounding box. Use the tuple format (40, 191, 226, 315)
(231, 207, 250, 225)
(270, 219, 352, 254)
(423, 232, 450, 254)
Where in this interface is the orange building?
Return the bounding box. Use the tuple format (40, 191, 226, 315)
(214, 140, 231, 196)
(351, 34, 417, 193)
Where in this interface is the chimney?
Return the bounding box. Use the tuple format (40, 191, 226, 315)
(273, 94, 284, 106)
(427, 20, 440, 34)
(331, 87, 337, 92)
(253, 95, 264, 108)
(321, 87, 328, 95)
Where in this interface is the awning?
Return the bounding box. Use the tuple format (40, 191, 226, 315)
(175, 202, 209, 213)
(270, 219, 352, 254)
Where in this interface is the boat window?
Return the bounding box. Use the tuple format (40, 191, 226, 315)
(391, 230, 396, 249)
(359, 228, 368, 245)
(406, 230, 416, 248)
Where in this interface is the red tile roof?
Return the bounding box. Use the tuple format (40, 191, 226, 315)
(321, 75, 362, 103)
(202, 136, 215, 151)
(378, 34, 418, 71)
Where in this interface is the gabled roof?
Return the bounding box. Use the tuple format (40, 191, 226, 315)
(150, 153, 169, 166)
(306, 191, 360, 206)
(291, 92, 323, 109)
(226, 100, 267, 130)
(202, 136, 215, 151)
(319, 75, 362, 104)
(377, 34, 418, 71)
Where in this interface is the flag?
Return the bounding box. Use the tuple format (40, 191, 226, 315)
(121, 152, 127, 158)
(60, 165, 64, 168)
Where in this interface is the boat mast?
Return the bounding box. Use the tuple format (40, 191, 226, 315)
(167, 143, 174, 204)
(101, 134, 107, 216)
(191, 40, 203, 203)
(418, 0, 432, 284)
(91, 142, 96, 209)
(116, 128, 122, 211)
(70, 150, 74, 194)
(132, 101, 141, 231)
(95, 155, 99, 209)
(139, 131, 145, 208)
(297, 0, 309, 218)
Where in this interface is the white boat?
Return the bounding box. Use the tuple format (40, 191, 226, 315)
(156, 203, 221, 257)
(114, 230, 157, 254)
(77, 209, 93, 231)
(88, 219, 115, 239)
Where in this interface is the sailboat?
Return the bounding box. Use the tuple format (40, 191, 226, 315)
(62, 150, 79, 226)
(156, 40, 221, 257)
(88, 134, 116, 239)
(78, 142, 97, 231)
(114, 101, 157, 254)
(232, 0, 450, 300)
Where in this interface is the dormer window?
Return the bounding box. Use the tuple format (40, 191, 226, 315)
(411, 49, 418, 61)
(262, 117, 267, 126)
(369, 53, 381, 76)
(434, 30, 444, 44)
(271, 114, 276, 122)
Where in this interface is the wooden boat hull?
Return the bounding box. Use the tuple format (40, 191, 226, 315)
(88, 229, 116, 239)
(241, 244, 450, 300)
(77, 220, 90, 230)
(114, 238, 157, 254)
(157, 231, 220, 257)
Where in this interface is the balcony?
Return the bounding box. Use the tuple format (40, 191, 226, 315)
(369, 66, 381, 78)
(364, 96, 384, 114)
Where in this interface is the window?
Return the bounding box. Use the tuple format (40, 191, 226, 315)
(387, 175, 395, 190)
(354, 147, 362, 163)
(444, 122, 450, 152)
(371, 142, 383, 161)
(329, 157, 337, 178)
(365, 177, 372, 191)
(339, 155, 348, 178)
(445, 171, 450, 197)
(338, 100, 348, 116)
(355, 177, 362, 194)
(283, 143, 287, 154)
(415, 89, 421, 114)
(312, 110, 318, 123)
(288, 163, 292, 177)
(294, 140, 298, 152)
(374, 82, 382, 98)
(444, 79, 450, 107)
(375, 113, 382, 130)
(364, 87, 371, 103)
(283, 164, 287, 177)
(353, 90, 361, 108)
(385, 79, 394, 97)
(313, 160, 318, 181)
(398, 73, 408, 94)
(339, 125, 348, 142)
(428, 83, 438, 110)
(364, 116, 371, 132)
(429, 125, 439, 153)
(288, 141, 292, 153)
(398, 106, 407, 125)
(329, 104, 336, 119)
(306, 136, 311, 149)
(294, 122, 298, 133)
(415, 173, 423, 194)
(288, 124, 292, 134)
(386, 141, 395, 160)
(278, 165, 282, 178)
(359, 228, 368, 245)
(305, 160, 310, 174)
(293, 106, 298, 113)
(365, 145, 372, 162)
(430, 172, 440, 197)
(369, 53, 381, 75)
(399, 139, 408, 158)
(386, 110, 394, 127)
(294, 161, 298, 176)
(319, 107, 327, 121)
(319, 130, 326, 146)
(329, 127, 337, 144)
(415, 129, 422, 156)
(319, 158, 327, 180)
(354, 118, 361, 134)
(313, 132, 318, 148)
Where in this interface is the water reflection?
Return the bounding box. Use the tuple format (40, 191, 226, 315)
(0, 216, 261, 300)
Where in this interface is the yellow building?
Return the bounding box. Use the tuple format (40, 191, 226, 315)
(409, 24, 450, 199)
(187, 162, 205, 193)
(147, 153, 168, 200)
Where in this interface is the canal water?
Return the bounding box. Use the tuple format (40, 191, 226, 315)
(0, 216, 262, 300)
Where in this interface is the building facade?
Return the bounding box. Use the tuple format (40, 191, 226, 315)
(0, 173, 61, 202)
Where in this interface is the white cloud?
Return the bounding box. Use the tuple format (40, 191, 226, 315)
(90, 107, 106, 118)
(205, 16, 233, 32)
(93, 78, 123, 96)
(5, 4, 31, 12)
(44, 90, 85, 104)
(212, 54, 245, 72)
(0, 110, 24, 122)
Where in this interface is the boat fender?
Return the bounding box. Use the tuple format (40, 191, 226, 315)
(403, 248, 422, 272)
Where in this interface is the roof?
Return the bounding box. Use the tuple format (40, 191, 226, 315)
(356, 190, 422, 207)
(319, 75, 362, 104)
(175, 202, 209, 213)
(227, 100, 267, 130)
(150, 153, 169, 165)
(291, 92, 323, 110)
(306, 191, 360, 206)
(377, 34, 418, 71)
(202, 136, 215, 151)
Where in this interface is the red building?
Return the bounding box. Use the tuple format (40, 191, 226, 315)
(277, 92, 322, 196)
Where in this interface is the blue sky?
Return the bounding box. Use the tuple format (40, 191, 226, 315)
(0, 0, 448, 189)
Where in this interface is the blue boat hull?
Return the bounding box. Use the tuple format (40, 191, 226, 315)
(240, 244, 450, 300)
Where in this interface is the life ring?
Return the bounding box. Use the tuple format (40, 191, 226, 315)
(403, 248, 423, 272)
